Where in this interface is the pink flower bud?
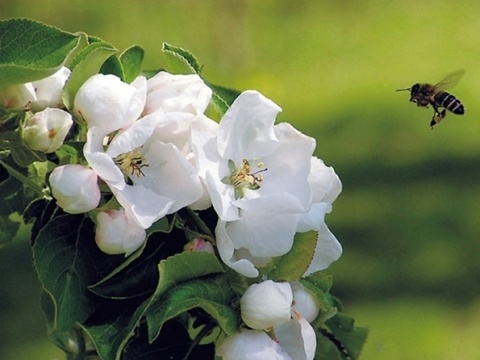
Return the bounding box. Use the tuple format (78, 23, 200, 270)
(23, 108, 73, 153)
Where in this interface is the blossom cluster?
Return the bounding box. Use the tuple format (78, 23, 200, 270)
(3, 66, 343, 359)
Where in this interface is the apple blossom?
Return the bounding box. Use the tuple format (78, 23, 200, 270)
(0, 83, 36, 110)
(84, 111, 203, 229)
(23, 108, 73, 153)
(240, 280, 293, 330)
(143, 71, 212, 116)
(31, 66, 71, 111)
(216, 329, 291, 360)
(192, 90, 315, 276)
(74, 74, 147, 134)
(296, 157, 343, 276)
(95, 209, 146, 256)
(49, 164, 101, 214)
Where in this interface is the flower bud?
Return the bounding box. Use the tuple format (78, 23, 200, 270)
(74, 74, 146, 133)
(95, 209, 146, 256)
(240, 280, 292, 330)
(0, 83, 36, 110)
(184, 237, 215, 253)
(23, 108, 73, 153)
(49, 165, 100, 214)
(216, 329, 289, 360)
(31, 66, 71, 111)
(291, 281, 320, 323)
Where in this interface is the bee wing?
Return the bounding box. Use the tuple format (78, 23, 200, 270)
(435, 69, 465, 90)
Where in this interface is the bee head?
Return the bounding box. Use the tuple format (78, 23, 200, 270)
(396, 83, 419, 102)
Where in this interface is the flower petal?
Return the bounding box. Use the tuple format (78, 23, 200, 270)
(224, 212, 298, 258)
(74, 74, 146, 133)
(274, 314, 316, 360)
(303, 224, 342, 276)
(215, 220, 259, 278)
(217, 90, 281, 162)
(216, 329, 291, 360)
(144, 71, 212, 115)
(112, 185, 173, 229)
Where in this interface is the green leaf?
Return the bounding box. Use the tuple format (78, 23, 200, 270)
(315, 331, 344, 360)
(33, 214, 122, 332)
(82, 298, 150, 360)
(145, 276, 239, 342)
(154, 251, 225, 299)
(0, 18, 80, 86)
(88, 235, 165, 300)
(269, 231, 318, 282)
(120, 45, 144, 83)
(325, 313, 369, 360)
(161, 42, 201, 75)
(62, 42, 117, 110)
(100, 54, 124, 79)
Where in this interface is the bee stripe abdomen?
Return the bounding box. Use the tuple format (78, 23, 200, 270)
(435, 92, 464, 115)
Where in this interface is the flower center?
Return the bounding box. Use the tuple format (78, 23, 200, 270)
(114, 147, 149, 177)
(222, 159, 268, 199)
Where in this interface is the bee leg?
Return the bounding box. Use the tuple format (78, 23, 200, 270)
(430, 109, 447, 129)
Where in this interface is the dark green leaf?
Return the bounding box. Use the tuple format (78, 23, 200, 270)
(145, 276, 238, 342)
(0, 18, 80, 86)
(315, 331, 344, 360)
(82, 298, 150, 360)
(161, 42, 201, 75)
(325, 313, 369, 360)
(33, 214, 122, 332)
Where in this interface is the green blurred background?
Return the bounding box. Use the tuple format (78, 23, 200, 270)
(1, 1, 480, 359)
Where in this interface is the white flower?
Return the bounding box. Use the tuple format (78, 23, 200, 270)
(95, 209, 146, 256)
(216, 329, 291, 360)
(31, 67, 71, 111)
(0, 83, 36, 110)
(84, 111, 203, 229)
(143, 71, 212, 116)
(274, 312, 316, 360)
(291, 282, 320, 323)
(49, 165, 100, 214)
(297, 157, 343, 276)
(23, 108, 73, 153)
(192, 90, 315, 276)
(240, 280, 292, 330)
(74, 74, 146, 134)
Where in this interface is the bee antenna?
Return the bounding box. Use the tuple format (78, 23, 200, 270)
(395, 87, 411, 92)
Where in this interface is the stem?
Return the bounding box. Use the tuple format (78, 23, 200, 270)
(182, 322, 216, 360)
(0, 159, 46, 196)
(179, 207, 215, 239)
(73, 326, 87, 360)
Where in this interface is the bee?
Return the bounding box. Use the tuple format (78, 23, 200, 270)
(396, 70, 465, 128)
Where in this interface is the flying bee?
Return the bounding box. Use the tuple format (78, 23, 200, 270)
(396, 70, 465, 128)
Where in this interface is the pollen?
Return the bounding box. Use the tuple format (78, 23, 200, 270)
(48, 128, 57, 138)
(114, 148, 149, 177)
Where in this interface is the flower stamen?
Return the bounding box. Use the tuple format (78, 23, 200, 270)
(114, 148, 149, 177)
(222, 158, 268, 199)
